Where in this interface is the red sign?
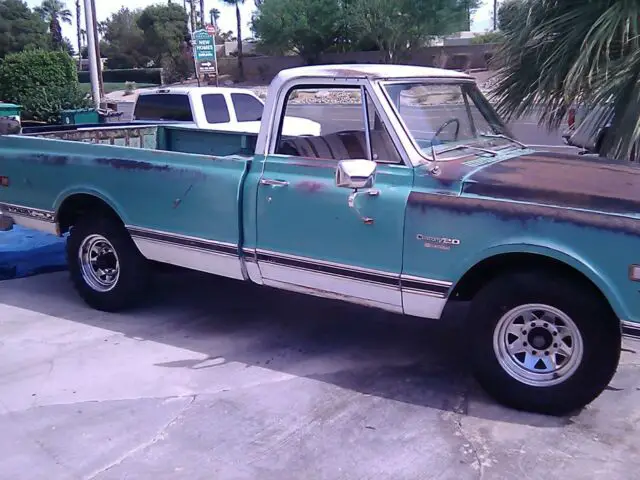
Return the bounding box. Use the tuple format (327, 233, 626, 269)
(206, 24, 216, 36)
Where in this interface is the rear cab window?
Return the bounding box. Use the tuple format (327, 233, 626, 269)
(231, 93, 264, 122)
(202, 94, 231, 124)
(133, 93, 193, 121)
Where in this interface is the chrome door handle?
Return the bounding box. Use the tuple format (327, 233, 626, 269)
(260, 178, 289, 187)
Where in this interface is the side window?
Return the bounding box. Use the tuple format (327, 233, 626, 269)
(275, 87, 367, 160)
(133, 94, 193, 122)
(275, 86, 402, 164)
(365, 92, 403, 164)
(202, 94, 231, 124)
(231, 93, 264, 122)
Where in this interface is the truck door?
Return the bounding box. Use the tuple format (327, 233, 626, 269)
(255, 85, 413, 313)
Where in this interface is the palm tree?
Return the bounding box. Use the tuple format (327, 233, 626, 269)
(221, 0, 245, 82)
(75, 0, 81, 66)
(36, 0, 73, 48)
(210, 8, 220, 28)
(490, 0, 640, 160)
(200, 0, 205, 27)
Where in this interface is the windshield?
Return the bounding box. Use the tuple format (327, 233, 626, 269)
(382, 81, 515, 160)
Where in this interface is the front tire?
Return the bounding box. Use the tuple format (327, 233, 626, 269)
(67, 215, 150, 312)
(470, 271, 621, 416)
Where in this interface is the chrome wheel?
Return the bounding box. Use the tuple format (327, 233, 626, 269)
(493, 303, 584, 387)
(78, 234, 120, 292)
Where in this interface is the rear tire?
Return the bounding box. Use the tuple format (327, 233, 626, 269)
(67, 215, 150, 312)
(470, 271, 621, 416)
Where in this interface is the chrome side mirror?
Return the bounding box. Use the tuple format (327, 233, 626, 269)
(335, 159, 377, 190)
(335, 159, 378, 225)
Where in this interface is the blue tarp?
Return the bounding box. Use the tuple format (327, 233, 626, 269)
(0, 226, 67, 280)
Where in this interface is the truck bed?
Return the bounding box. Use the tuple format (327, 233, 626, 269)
(22, 123, 258, 157)
(0, 123, 260, 258)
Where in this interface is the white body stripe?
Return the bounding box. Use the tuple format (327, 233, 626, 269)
(131, 236, 245, 281)
(259, 261, 403, 313)
(402, 290, 448, 320)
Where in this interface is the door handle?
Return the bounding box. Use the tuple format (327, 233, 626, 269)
(260, 178, 289, 187)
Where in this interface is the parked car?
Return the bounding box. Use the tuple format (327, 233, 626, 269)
(563, 103, 638, 161)
(132, 86, 321, 136)
(1, 64, 637, 416)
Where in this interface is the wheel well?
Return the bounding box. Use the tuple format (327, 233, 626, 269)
(451, 253, 614, 312)
(57, 194, 123, 234)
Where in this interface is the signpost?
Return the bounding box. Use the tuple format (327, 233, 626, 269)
(192, 26, 219, 86)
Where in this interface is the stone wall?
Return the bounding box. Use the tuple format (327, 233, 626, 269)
(217, 44, 497, 84)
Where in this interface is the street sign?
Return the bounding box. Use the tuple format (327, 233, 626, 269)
(192, 28, 218, 83)
(193, 29, 216, 63)
(206, 24, 216, 37)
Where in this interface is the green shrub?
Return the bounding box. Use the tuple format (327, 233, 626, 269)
(0, 49, 90, 124)
(77, 68, 163, 85)
(471, 31, 506, 45)
(159, 55, 193, 85)
(17, 84, 90, 124)
(124, 81, 137, 96)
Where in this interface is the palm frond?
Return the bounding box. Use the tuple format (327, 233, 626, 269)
(489, 0, 640, 159)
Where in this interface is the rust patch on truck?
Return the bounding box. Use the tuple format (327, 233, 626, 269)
(95, 158, 171, 172)
(407, 192, 640, 237)
(295, 180, 325, 193)
(28, 154, 69, 166)
(466, 152, 640, 215)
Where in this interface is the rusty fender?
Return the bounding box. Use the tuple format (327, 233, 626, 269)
(407, 192, 640, 237)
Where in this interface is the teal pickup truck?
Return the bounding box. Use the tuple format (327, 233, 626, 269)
(1, 64, 638, 415)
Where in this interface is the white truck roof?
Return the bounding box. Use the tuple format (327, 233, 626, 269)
(137, 86, 262, 96)
(273, 64, 473, 82)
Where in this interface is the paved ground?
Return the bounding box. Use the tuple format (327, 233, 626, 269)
(2, 269, 640, 479)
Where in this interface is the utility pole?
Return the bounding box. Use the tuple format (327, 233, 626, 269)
(493, 0, 498, 30)
(90, 0, 104, 99)
(83, 0, 100, 108)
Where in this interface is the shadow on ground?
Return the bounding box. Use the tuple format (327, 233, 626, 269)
(0, 268, 587, 429)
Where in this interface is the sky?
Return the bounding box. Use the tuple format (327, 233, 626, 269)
(26, 0, 494, 49)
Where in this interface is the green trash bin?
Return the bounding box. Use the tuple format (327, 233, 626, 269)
(0, 102, 21, 122)
(60, 108, 99, 125)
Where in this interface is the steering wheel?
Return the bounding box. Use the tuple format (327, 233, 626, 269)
(432, 118, 460, 144)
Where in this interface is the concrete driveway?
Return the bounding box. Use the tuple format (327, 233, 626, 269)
(1, 270, 639, 479)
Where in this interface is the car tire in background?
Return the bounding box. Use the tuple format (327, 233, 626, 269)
(67, 215, 150, 312)
(469, 270, 621, 416)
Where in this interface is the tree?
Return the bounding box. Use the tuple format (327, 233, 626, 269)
(0, 0, 50, 58)
(254, 0, 478, 63)
(137, 3, 193, 82)
(497, 0, 526, 32)
(349, 0, 477, 62)
(75, 0, 81, 63)
(222, 0, 245, 81)
(100, 8, 150, 69)
(252, 0, 343, 61)
(489, 0, 640, 160)
(210, 7, 220, 28)
(199, 0, 205, 27)
(35, 0, 72, 49)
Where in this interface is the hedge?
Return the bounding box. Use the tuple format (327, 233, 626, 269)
(78, 68, 163, 85)
(0, 49, 77, 102)
(0, 49, 90, 124)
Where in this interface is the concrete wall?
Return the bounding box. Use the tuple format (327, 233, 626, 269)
(217, 44, 497, 83)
